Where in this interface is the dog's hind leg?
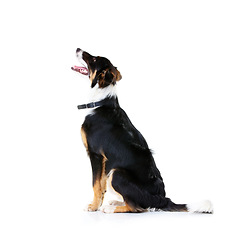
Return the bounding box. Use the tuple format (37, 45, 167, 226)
(102, 202, 134, 213)
(102, 168, 172, 213)
(108, 200, 125, 206)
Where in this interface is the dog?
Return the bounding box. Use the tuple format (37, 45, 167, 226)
(72, 48, 213, 213)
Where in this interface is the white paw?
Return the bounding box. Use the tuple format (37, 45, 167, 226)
(84, 203, 99, 212)
(101, 205, 116, 214)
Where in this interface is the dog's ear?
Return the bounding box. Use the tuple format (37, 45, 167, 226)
(104, 69, 115, 85)
(103, 67, 122, 87)
(114, 67, 122, 82)
(91, 67, 122, 88)
(101, 67, 122, 87)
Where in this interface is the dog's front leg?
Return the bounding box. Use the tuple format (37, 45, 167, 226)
(86, 153, 107, 211)
(86, 177, 106, 211)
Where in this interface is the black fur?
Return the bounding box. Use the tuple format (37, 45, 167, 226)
(75, 49, 187, 213)
(82, 96, 187, 212)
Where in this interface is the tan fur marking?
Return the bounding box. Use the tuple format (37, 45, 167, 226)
(80, 127, 88, 149)
(113, 203, 134, 213)
(99, 153, 107, 206)
(116, 69, 122, 81)
(97, 70, 107, 88)
(87, 153, 107, 211)
(87, 180, 105, 211)
(89, 69, 97, 83)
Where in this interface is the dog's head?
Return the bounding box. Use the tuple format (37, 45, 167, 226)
(72, 48, 122, 88)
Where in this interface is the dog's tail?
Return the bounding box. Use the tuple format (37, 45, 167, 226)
(158, 199, 213, 213)
(186, 200, 213, 213)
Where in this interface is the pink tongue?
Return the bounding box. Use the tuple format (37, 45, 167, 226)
(71, 65, 88, 75)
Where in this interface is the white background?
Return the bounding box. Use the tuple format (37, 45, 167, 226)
(0, 0, 232, 239)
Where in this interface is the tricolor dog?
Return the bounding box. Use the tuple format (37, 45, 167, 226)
(72, 48, 213, 214)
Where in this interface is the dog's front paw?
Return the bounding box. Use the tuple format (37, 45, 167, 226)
(84, 203, 99, 212)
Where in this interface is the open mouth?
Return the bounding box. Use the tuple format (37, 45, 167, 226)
(71, 65, 89, 75)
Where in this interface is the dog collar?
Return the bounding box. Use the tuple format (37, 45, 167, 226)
(77, 101, 103, 110)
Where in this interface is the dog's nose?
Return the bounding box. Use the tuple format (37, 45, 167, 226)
(76, 48, 81, 53)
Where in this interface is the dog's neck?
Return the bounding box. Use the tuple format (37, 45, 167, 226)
(89, 83, 117, 102)
(77, 83, 118, 111)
